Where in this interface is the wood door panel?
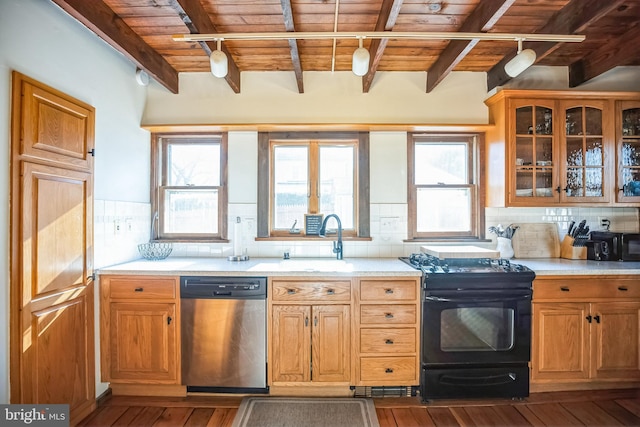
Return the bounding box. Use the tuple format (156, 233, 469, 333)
(11, 72, 95, 422)
(312, 305, 350, 382)
(22, 290, 94, 413)
(532, 303, 590, 380)
(359, 279, 418, 301)
(109, 303, 177, 382)
(20, 79, 94, 170)
(592, 302, 640, 379)
(271, 305, 311, 382)
(22, 162, 91, 300)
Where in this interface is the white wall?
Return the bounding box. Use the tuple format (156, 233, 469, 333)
(143, 71, 490, 125)
(0, 0, 151, 403)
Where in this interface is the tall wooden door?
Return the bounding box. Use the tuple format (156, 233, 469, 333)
(10, 72, 95, 425)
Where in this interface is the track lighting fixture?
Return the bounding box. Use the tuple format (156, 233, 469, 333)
(352, 37, 370, 76)
(504, 39, 537, 78)
(210, 39, 228, 78)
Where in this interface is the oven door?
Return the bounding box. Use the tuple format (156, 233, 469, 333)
(422, 288, 531, 365)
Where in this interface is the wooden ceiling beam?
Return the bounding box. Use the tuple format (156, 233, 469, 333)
(362, 0, 404, 93)
(569, 23, 640, 87)
(170, 0, 241, 93)
(426, 0, 516, 93)
(280, 0, 304, 93)
(51, 0, 179, 94)
(487, 0, 627, 91)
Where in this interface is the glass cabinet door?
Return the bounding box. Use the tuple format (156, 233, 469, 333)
(511, 101, 556, 203)
(618, 102, 640, 202)
(560, 101, 609, 203)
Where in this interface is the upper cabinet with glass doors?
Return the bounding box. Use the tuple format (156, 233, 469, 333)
(485, 90, 638, 207)
(558, 100, 610, 204)
(616, 101, 640, 203)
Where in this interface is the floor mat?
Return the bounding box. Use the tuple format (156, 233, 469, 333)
(232, 397, 380, 427)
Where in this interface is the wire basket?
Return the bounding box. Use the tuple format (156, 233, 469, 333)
(138, 242, 173, 260)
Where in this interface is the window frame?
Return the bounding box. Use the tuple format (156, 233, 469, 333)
(407, 133, 485, 240)
(151, 133, 228, 241)
(257, 131, 370, 239)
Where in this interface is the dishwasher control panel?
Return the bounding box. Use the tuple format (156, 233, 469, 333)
(180, 276, 267, 299)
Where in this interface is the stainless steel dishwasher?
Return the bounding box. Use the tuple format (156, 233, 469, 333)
(180, 276, 268, 393)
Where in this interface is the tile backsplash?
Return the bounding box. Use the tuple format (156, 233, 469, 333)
(94, 200, 640, 267)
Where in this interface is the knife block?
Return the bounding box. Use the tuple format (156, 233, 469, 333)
(560, 236, 587, 260)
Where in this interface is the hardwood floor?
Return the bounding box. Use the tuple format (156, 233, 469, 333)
(78, 388, 640, 426)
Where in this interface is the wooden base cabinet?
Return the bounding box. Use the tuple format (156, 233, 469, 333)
(100, 275, 180, 388)
(354, 278, 420, 387)
(269, 278, 352, 389)
(532, 276, 640, 392)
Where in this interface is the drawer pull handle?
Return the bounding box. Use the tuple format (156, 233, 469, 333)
(134, 287, 144, 292)
(385, 313, 394, 319)
(327, 289, 335, 295)
(287, 289, 296, 295)
(167, 316, 172, 325)
(560, 287, 570, 292)
(385, 288, 394, 294)
(385, 339, 394, 345)
(618, 286, 628, 291)
(586, 315, 592, 323)
(385, 368, 394, 373)
(594, 315, 601, 324)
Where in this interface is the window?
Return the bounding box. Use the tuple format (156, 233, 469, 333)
(408, 133, 484, 239)
(151, 134, 227, 241)
(257, 132, 370, 238)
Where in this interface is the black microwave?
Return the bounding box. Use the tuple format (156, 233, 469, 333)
(621, 233, 640, 261)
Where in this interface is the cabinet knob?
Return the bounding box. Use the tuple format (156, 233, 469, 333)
(134, 287, 144, 292)
(385, 288, 394, 294)
(326, 288, 335, 295)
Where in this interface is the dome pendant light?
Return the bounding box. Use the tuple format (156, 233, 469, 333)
(352, 37, 370, 77)
(210, 39, 228, 78)
(504, 39, 536, 78)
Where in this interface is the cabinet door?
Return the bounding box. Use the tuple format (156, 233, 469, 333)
(591, 302, 640, 379)
(509, 99, 559, 204)
(616, 101, 640, 203)
(271, 305, 311, 382)
(532, 303, 590, 381)
(559, 100, 611, 203)
(109, 302, 178, 383)
(312, 305, 350, 382)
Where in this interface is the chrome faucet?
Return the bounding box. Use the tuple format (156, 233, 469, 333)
(319, 214, 343, 260)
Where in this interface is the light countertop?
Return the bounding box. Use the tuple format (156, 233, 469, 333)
(97, 257, 422, 277)
(97, 256, 640, 277)
(514, 258, 640, 276)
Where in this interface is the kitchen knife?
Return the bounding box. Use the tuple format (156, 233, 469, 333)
(574, 220, 586, 237)
(567, 220, 575, 236)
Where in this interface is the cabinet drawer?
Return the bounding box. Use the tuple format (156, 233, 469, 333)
(534, 280, 640, 300)
(360, 305, 416, 325)
(360, 328, 416, 353)
(272, 280, 351, 302)
(359, 280, 417, 301)
(360, 357, 416, 382)
(107, 277, 177, 299)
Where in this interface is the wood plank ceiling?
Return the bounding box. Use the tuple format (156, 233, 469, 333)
(51, 0, 640, 95)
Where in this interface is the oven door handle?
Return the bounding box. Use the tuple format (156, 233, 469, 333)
(424, 294, 531, 303)
(440, 372, 519, 386)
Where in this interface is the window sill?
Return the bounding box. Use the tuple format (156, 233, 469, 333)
(404, 238, 492, 243)
(256, 236, 372, 242)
